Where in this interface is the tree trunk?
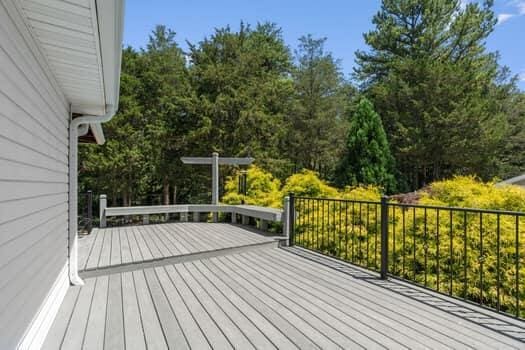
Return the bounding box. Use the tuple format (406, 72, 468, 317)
(172, 185, 177, 204)
(163, 177, 170, 205)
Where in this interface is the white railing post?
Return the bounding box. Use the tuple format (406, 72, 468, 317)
(99, 194, 107, 228)
(283, 196, 290, 245)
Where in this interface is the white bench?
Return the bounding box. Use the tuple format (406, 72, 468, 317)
(230, 205, 282, 230)
(99, 195, 284, 232)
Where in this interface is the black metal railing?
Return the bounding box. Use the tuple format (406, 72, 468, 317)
(289, 193, 524, 318)
(78, 190, 93, 234)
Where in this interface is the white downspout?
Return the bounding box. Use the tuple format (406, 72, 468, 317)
(68, 105, 115, 285)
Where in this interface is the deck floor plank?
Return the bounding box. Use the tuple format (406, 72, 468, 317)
(83, 275, 109, 350)
(143, 268, 190, 349)
(261, 248, 523, 349)
(110, 227, 122, 267)
(125, 226, 143, 263)
(121, 271, 146, 350)
(46, 223, 525, 350)
(97, 227, 112, 268)
(194, 260, 296, 349)
(204, 258, 320, 350)
(132, 270, 169, 350)
(60, 278, 96, 349)
(167, 264, 233, 350)
(175, 263, 256, 350)
(188, 261, 277, 350)
(104, 274, 125, 350)
(119, 227, 133, 265)
(41, 284, 82, 350)
(153, 266, 209, 349)
(84, 228, 104, 270)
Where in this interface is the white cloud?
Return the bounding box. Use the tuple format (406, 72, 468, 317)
(519, 71, 525, 82)
(511, 0, 525, 15)
(496, 0, 525, 26)
(497, 13, 515, 24)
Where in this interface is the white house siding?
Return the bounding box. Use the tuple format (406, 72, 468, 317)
(0, 1, 70, 348)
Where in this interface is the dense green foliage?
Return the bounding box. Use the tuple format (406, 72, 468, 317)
(80, 0, 524, 204)
(355, 0, 521, 190)
(335, 98, 395, 191)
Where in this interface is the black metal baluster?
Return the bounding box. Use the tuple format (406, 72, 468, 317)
(339, 201, 343, 257)
(322, 199, 325, 251)
(333, 201, 336, 256)
(479, 212, 483, 305)
(345, 201, 349, 261)
(359, 203, 363, 264)
(317, 199, 320, 251)
(366, 203, 370, 267)
(516, 215, 520, 317)
(393, 205, 396, 274)
(464, 211, 468, 300)
(437, 209, 440, 292)
(424, 208, 428, 287)
(449, 210, 453, 296)
(496, 214, 500, 312)
(402, 207, 406, 277)
(352, 202, 355, 262)
(375, 204, 379, 269)
(413, 207, 417, 281)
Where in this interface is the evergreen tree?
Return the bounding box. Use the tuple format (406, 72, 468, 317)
(286, 35, 352, 178)
(355, 0, 515, 190)
(336, 98, 395, 192)
(188, 23, 294, 178)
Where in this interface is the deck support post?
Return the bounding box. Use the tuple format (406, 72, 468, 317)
(380, 196, 389, 280)
(143, 214, 149, 225)
(283, 196, 290, 244)
(260, 219, 268, 231)
(193, 212, 200, 222)
(180, 212, 188, 222)
(100, 194, 107, 228)
(242, 215, 250, 225)
(231, 212, 237, 224)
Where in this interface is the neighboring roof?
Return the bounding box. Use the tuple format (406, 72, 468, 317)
(16, 0, 124, 116)
(498, 173, 525, 186)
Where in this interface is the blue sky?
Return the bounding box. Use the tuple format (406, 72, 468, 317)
(124, 0, 525, 90)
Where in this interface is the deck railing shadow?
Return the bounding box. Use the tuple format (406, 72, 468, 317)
(285, 246, 525, 343)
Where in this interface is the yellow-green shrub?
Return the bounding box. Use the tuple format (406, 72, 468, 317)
(222, 166, 282, 208)
(281, 169, 339, 198)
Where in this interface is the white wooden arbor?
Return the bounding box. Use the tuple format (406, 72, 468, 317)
(181, 152, 254, 205)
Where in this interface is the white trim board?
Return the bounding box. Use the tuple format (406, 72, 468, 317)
(17, 262, 69, 350)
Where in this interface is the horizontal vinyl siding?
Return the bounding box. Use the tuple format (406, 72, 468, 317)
(0, 1, 69, 349)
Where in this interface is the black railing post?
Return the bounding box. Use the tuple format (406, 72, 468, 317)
(87, 190, 93, 234)
(289, 193, 295, 246)
(380, 196, 389, 279)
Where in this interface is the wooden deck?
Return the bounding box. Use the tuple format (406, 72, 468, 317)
(45, 223, 525, 349)
(78, 223, 279, 275)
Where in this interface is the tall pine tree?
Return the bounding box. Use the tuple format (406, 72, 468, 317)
(355, 0, 514, 190)
(336, 98, 395, 192)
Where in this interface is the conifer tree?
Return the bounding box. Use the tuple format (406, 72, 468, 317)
(336, 98, 395, 192)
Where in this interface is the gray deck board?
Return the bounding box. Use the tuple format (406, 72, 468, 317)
(121, 272, 146, 350)
(83, 275, 109, 350)
(166, 265, 233, 350)
(105, 274, 125, 349)
(47, 223, 525, 350)
(78, 223, 277, 273)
